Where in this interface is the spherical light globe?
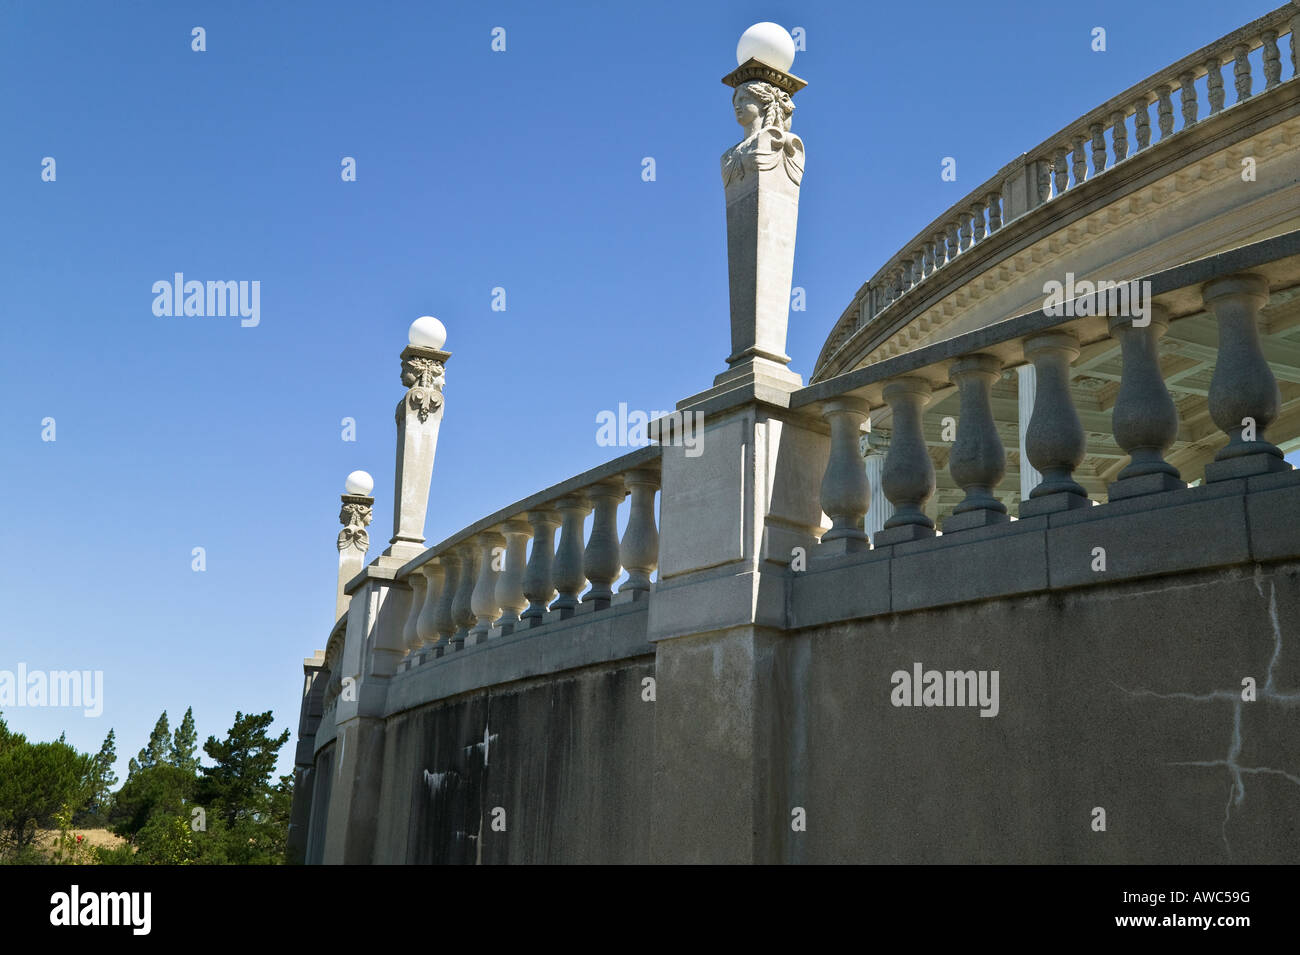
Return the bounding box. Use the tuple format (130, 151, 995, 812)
(344, 470, 374, 496)
(408, 315, 447, 350)
(736, 22, 796, 71)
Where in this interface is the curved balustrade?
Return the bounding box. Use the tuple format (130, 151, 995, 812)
(815, 5, 1300, 381)
(392, 446, 662, 668)
(801, 232, 1300, 542)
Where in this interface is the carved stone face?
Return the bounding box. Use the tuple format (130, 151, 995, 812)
(733, 88, 762, 129)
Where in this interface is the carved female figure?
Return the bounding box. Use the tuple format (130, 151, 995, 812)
(721, 80, 803, 188)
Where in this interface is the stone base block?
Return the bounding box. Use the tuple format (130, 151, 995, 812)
(1019, 492, 1091, 517)
(816, 536, 871, 557)
(1108, 472, 1187, 500)
(941, 508, 1010, 533)
(873, 524, 937, 546)
(1205, 452, 1291, 483)
(578, 597, 609, 614)
(613, 589, 650, 605)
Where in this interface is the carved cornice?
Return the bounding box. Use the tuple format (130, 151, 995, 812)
(722, 57, 807, 95)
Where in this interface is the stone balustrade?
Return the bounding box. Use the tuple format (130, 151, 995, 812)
(816, 5, 1300, 380)
(392, 447, 662, 668)
(799, 232, 1299, 543)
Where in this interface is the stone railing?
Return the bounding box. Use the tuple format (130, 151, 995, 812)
(389, 446, 662, 668)
(814, 5, 1300, 380)
(801, 231, 1300, 547)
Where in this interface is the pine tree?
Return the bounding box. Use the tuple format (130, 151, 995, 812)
(136, 712, 170, 771)
(197, 711, 290, 827)
(86, 729, 118, 817)
(169, 707, 198, 773)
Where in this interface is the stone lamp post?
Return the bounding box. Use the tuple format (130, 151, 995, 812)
(389, 316, 450, 560)
(716, 22, 807, 394)
(336, 470, 374, 619)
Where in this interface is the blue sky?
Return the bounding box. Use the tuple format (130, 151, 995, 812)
(0, 0, 1283, 782)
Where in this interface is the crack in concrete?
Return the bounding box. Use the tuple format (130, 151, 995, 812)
(1114, 573, 1300, 857)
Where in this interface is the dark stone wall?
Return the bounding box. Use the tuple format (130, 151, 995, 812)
(372, 656, 655, 864)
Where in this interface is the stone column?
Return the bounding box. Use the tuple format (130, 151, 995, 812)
(860, 431, 893, 544)
(818, 397, 871, 552)
(945, 354, 1008, 532)
(450, 542, 477, 650)
(401, 573, 426, 657)
(389, 317, 450, 560)
(1202, 274, 1290, 481)
(550, 494, 590, 617)
(469, 531, 505, 644)
(521, 508, 560, 626)
(583, 480, 625, 608)
(619, 470, 660, 597)
(1016, 365, 1043, 502)
(417, 562, 443, 653)
(874, 378, 936, 545)
(715, 55, 807, 393)
(433, 551, 461, 645)
(1020, 331, 1089, 515)
(336, 476, 374, 620)
(1108, 305, 1185, 498)
(494, 520, 531, 634)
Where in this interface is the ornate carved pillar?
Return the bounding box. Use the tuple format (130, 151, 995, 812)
(619, 470, 660, 597)
(493, 520, 531, 633)
(874, 378, 936, 545)
(521, 508, 560, 626)
(390, 317, 450, 559)
(469, 531, 505, 644)
(550, 494, 591, 617)
(1108, 305, 1185, 498)
(1019, 331, 1089, 515)
(945, 354, 1008, 532)
(716, 55, 807, 392)
(1202, 274, 1291, 481)
(819, 397, 871, 551)
(336, 473, 373, 620)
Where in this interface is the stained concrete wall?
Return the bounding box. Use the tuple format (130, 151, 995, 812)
(371, 657, 655, 864)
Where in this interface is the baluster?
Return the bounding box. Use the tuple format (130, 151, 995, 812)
(1179, 72, 1198, 127)
(1262, 31, 1281, 89)
(417, 562, 443, 653)
(944, 354, 1008, 531)
(620, 470, 660, 596)
(819, 397, 871, 550)
(583, 480, 625, 608)
(1052, 149, 1069, 196)
(469, 531, 505, 643)
(986, 192, 1002, 232)
(1293, 17, 1300, 79)
(433, 550, 460, 644)
(1157, 85, 1174, 139)
(450, 542, 477, 649)
(550, 493, 591, 617)
(873, 378, 936, 545)
(921, 245, 933, 278)
(901, 260, 913, 292)
(946, 222, 960, 262)
(1019, 331, 1089, 514)
(970, 203, 986, 244)
(1107, 306, 1185, 499)
(1090, 123, 1107, 175)
(521, 508, 559, 626)
(1202, 274, 1290, 481)
(959, 213, 973, 251)
(493, 520, 531, 633)
(934, 232, 948, 268)
(913, 250, 925, 283)
(1206, 57, 1225, 114)
(402, 573, 426, 657)
(1233, 44, 1251, 102)
(1035, 158, 1052, 204)
(1071, 135, 1088, 185)
(1133, 97, 1151, 151)
(1111, 110, 1127, 162)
